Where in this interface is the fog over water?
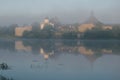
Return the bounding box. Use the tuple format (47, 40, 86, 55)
(0, 0, 120, 26)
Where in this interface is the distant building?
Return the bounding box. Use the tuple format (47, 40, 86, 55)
(14, 13, 113, 37)
(57, 25, 77, 32)
(78, 11, 102, 33)
(15, 18, 55, 37)
(15, 26, 32, 37)
(49, 17, 61, 28)
(102, 25, 112, 30)
(78, 11, 113, 33)
(78, 24, 95, 33)
(40, 18, 54, 30)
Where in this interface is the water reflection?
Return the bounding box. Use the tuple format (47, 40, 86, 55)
(15, 41, 32, 52)
(40, 48, 54, 60)
(0, 39, 120, 80)
(0, 39, 120, 65)
(0, 39, 118, 60)
(14, 40, 120, 60)
(0, 39, 15, 52)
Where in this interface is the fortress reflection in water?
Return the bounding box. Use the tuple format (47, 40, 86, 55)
(14, 40, 120, 61)
(0, 39, 120, 80)
(0, 39, 119, 61)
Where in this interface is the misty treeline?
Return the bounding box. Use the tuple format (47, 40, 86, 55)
(0, 24, 17, 38)
(0, 23, 120, 39)
(83, 25, 120, 39)
(22, 23, 120, 39)
(23, 24, 56, 38)
(22, 24, 78, 39)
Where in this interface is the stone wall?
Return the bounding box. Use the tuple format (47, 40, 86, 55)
(15, 26, 32, 37)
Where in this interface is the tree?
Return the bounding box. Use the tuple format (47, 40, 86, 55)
(62, 31, 78, 39)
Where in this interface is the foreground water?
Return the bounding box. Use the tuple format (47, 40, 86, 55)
(0, 39, 120, 80)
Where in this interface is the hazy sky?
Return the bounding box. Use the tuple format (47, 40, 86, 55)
(0, 0, 120, 26)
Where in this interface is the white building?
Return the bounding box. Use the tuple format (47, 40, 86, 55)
(40, 18, 54, 30)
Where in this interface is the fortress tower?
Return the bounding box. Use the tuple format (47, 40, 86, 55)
(85, 11, 102, 24)
(78, 11, 103, 33)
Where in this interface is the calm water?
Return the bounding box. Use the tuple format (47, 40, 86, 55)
(0, 39, 120, 80)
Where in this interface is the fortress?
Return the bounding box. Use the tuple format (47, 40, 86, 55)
(15, 12, 113, 37)
(78, 11, 112, 33)
(15, 18, 54, 37)
(15, 26, 32, 37)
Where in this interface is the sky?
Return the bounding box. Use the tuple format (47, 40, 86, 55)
(0, 0, 120, 26)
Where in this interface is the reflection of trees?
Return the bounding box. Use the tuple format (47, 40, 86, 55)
(16, 40, 120, 60)
(0, 40, 15, 52)
(22, 40, 55, 55)
(81, 40, 120, 54)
